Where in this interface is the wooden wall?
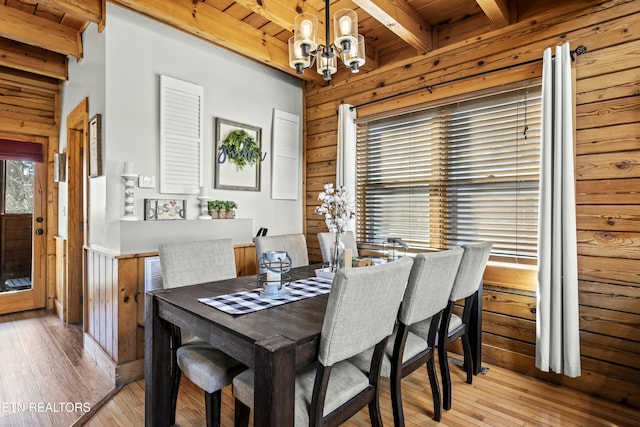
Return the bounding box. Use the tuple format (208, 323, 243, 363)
(303, 0, 640, 408)
(83, 243, 258, 385)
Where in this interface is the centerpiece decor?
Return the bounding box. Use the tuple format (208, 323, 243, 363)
(315, 183, 355, 271)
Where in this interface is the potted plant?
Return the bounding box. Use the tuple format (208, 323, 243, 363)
(207, 200, 225, 219)
(220, 129, 263, 170)
(223, 200, 237, 219)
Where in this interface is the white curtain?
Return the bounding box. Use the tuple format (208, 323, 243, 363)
(337, 104, 357, 231)
(536, 42, 581, 377)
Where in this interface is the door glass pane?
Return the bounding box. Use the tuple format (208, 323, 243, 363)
(1, 160, 34, 293)
(5, 160, 34, 214)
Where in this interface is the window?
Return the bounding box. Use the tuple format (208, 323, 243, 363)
(2, 160, 34, 214)
(356, 85, 541, 262)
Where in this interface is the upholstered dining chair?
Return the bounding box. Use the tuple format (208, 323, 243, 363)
(254, 233, 309, 272)
(317, 231, 359, 263)
(438, 241, 493, 411)
(232, 256, 413, 427)
(350, 248, 464, 424)
(158, 238, 246, 427)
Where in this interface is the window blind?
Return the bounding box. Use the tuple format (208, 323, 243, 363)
(356, 86, 541, 261)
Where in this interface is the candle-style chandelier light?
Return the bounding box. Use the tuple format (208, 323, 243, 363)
(288, 0, 366, 81)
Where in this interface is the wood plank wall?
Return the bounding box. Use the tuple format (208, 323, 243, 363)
(84, 244, 258, 385)
(303, 0, 640, 408)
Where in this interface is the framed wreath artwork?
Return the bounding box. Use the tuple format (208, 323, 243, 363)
(214, 118, 265, 191)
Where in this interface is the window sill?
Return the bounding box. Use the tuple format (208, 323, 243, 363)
(484, 261, 537, 292)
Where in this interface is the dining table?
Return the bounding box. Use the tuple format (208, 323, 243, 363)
(145, 264, 331, 426)
(144, 262, 484, 426)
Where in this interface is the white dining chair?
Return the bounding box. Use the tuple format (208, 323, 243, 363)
(438, 241, 492, 411)
(232, 256, 413, 427)
(317, 231, 359, 263)
(158, 238, 245, 427)
(254, 233, 309, 272)
(350, 248, 463, 423)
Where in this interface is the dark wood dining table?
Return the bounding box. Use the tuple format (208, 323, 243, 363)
(144, 264, 330, 427)
(144, 263, 484, 426)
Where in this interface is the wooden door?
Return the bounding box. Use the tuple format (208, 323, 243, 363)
(0, 158, 46, 314)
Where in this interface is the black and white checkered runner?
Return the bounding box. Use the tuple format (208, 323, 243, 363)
(199, 276, 333, 315)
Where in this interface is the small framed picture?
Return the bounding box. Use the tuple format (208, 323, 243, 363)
(144, 199, 186, 220)
(89, 114, 102, 177)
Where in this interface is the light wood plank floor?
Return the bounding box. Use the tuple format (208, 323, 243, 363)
(4, 309, 640, 426)
(0, 309, 113, 427)
(86, 359, 640, 426)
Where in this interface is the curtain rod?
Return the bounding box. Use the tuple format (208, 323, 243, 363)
(349, 45, 588, 111)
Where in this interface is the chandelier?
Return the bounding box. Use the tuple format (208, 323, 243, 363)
(288, 1, 366, 81)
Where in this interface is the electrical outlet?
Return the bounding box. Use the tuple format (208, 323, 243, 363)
(138, 175, 156, 188)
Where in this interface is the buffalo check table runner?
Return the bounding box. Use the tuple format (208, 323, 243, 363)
(198, 276, 333, 315)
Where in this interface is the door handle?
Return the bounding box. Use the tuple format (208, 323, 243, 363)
(36, 217, 44, 223)
(35, 229, 44, 235)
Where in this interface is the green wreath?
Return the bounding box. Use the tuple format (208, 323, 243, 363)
(219, 129, 263, 170)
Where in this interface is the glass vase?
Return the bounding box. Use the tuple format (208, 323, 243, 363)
(329, 232, 345, 272)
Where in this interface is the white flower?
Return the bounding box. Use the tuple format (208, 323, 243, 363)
(315, 183, 355, 233)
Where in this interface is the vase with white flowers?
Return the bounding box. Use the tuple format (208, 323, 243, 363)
(315, 183, 355, 271)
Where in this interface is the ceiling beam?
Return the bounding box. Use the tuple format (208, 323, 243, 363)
(0, 4, 81, 58)
(352, 0, 432, 54)
(0, 38, 67, 81)
(112, 0, 321, 82)
(232, 0, 304, 31)
(476, 0, 510, 28)
(35, 0, 102, 23)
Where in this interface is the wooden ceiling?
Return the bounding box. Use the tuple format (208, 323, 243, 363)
(0, 0, 591, 83)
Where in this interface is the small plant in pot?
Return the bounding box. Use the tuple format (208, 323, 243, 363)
(207, 200, 225, 219)
(223, 201, 237, 219)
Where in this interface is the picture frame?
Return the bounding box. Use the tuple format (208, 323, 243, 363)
(144, 199, 186, 220)
(89, 114, 102, 177)
(214, 118, 263, 191)
(54, 152, 66, 182)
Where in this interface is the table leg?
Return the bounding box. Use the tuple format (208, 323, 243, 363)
(254, 335, 296, 427)
(145, 292, 172, 427)
(470, 283, 483, 375)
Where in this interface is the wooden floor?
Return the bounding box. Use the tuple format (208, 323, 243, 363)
(86, 361, 640, 426)
(4, 309, 640, 427)
(0, 309, 113, 427)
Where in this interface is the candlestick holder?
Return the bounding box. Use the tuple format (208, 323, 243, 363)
(197, 196, 212, 219)
(121, 173, 138, 221)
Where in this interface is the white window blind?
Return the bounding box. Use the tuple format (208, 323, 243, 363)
(160, 75, 203, 194)
(356, 86, 541, 261)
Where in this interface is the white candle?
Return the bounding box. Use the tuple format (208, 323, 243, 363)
(266, 271, 281, 282)
(124, 160, 134, 175)
(199, 186, 209, 197)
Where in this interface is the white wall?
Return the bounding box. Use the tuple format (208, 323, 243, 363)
(60, 3, 304, 253)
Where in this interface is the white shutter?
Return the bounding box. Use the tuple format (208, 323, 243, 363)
(160, 75, 203, 194)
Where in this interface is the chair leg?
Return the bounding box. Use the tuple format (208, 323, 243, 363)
(439, 301, 455, 411)
(368, 397, 384, 427)
(204, 390, 222, 427)
(170, 367, 181, 425)
(390, 366, 405, 427)
(462, 331, 474, 384)
(234, 397, 250, 427)
(426, 357, 442, 421)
